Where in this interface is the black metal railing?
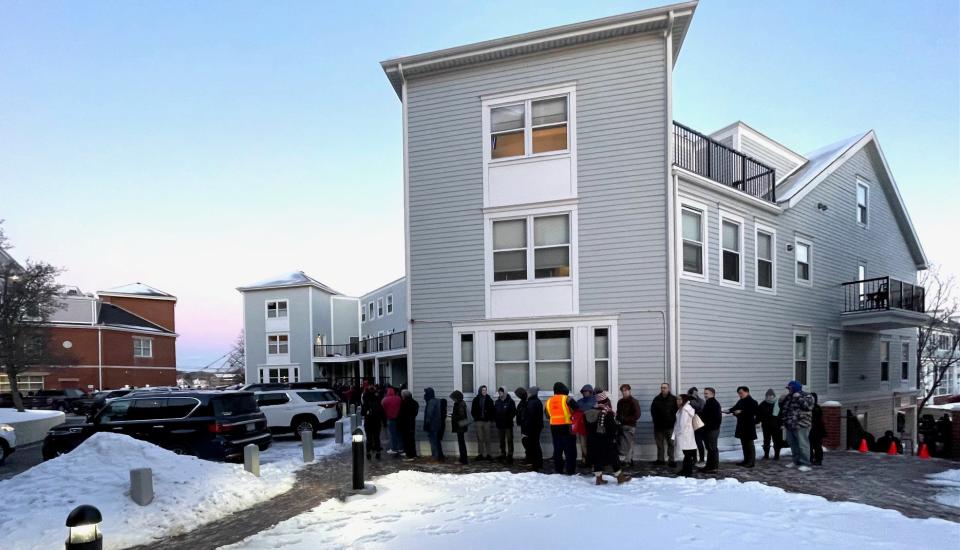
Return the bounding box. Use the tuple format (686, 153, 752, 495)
(673, 122, 777, 203)
(314, 331, 407, 358)
(841, 277, 925, 314)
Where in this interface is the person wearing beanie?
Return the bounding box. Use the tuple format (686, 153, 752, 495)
(616, 384, 641, 466)
(545, 381, 578, 475)
(494, 387, 517, 464)
(779, 380, 815, 471)
(576, 384, 597, 465)
(650, 383, 678, 467)
(586, 390, 630, 485)
(687, 387, 705, 464)
(757, 388, 784, 460)
(449, 390, 470, 465)
(523, 386, 544, 470)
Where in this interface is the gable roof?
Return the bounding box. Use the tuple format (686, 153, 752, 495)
(99, 282, 176, 301)
(380, 1, 698, 98)
(777, 131, 928, 269)
(237, 271, 342, 295)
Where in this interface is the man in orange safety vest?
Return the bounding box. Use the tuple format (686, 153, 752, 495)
(545, 382, 579, 475)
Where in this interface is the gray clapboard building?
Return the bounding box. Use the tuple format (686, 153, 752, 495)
(380, 0, 929, 448)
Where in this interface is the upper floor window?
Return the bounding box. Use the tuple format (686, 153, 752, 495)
(266, 300, 288, 319)
(681, 205, 706, 277)
(386, 294, 394, 315)
(133, 337, 153, 358)
(267, 334, 289, 355)
(900, 342, 910, 381)
(856, 180, 869, 226)
(795, 238, 812, 284)
(361, 307, 366, 322)
(490, 96, 568, 160)
(828, 336, 840, 385)
(367, 302, 374, 321)
(880, 341, 890, 382)
(493, 214, 570, 282)
(720, 214, 743, 286)
(756, 226, 776, 292)
(377, 297, 384, 318)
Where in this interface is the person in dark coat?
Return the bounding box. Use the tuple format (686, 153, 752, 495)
(449, 390, 469, 464)
(616, 384, 641, 466)
(361, 385, 385, 460)
(650, 383, 678, 466)
(756, 388, 783, 460)
(398, 389, 419, 460)
(687, 387, 705, 463)
(471, 385, 496, 461)
(514, 387, 529, 464)
(576, 384, 597, 465)
(585, 391, 630, 485)
(729, 386, 758, 467)
(809, 392, 826, 465)
(494, 387, 517, 464)
(423, 387, 444, 461)
(523, 386, 544, 471)
(875, 430, 903, 454)
(698, 387, 722, 473)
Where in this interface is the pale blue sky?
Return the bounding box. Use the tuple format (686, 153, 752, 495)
(1, 1, 957, 368)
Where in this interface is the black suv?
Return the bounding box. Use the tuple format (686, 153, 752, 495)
(42, 391, 271, 462)
(22, 389, 88, 411)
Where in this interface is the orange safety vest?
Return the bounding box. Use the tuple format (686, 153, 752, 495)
(546, 395, 573, 425)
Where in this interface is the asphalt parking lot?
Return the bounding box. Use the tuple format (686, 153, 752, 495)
(0, 414, 84, 481)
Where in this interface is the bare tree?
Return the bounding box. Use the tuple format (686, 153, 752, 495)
(224, 331, 245, 384)
(0, 223, 64, 412)
(917, 265, 960, 414)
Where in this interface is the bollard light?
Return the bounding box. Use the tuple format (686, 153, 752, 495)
(65, 504, 102, 550)
(352, 428, 365, 491)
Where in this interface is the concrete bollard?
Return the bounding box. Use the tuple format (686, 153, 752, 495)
(244, 444, 260, 477)
(352, 413, 360, 431)
(129, 468, 154, 506)
(301, 430, 315, 463)
(335, 419, 345, 444)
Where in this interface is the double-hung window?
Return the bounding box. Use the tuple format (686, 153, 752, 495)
(367, 302, 375, 321)
(794, 333, 809, 386)
(795, 238, 812, 284)
(719, 212, 743, 286)
(460, 334, 475, 393)
(361, 307, 366, 322)
(490, 96, 568, 159)
(880, 341, 890, 382)
(593, 328, 610, 391)
(266, 300, 288, 319)
(535, 330, 572, 390)
(377, 298, 384, 318)
(494, 332, 530, 389)
(856, 180, 869, 226)
(900, 342, 910, 381)
(386, 294, 394, 315)
(493, 329, 572, 390)
(828, 336, 840, 385)
(267, 334, 289, 355)
(133, 337, 153, 358)
(493, 214, 570, 282)
(756, 226, 775, 292)
(680, 205, 706, 278)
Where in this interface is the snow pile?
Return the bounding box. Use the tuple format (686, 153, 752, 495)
(0, 408, 63, 424)
(926, 469, 960, 509)
(0, 432, 338, 550)
(223, 471, 957, 550)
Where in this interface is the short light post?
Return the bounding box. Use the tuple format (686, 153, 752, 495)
(65, 505, 102, 550)
(349, 428, 376, 495)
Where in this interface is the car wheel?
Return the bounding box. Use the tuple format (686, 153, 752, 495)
(168, 445, 194, 456)
(42, 447, 63, 461)
(292, 416, 319, 435)
(57, 403, 67, 412)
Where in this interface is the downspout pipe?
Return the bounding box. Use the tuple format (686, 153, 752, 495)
(663, 11, 680, 392)
(399, 62, 414, 391)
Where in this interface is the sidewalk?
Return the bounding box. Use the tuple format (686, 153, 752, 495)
(130, 447, 958, 550)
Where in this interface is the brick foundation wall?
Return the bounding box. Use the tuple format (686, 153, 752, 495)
(23, 365, 176, 391)
(822, 403, 842, 449)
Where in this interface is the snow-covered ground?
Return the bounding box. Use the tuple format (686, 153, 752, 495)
(222, 471, 958, 550)
(926, 469, 960, 509)
(0, 431, 341, 550)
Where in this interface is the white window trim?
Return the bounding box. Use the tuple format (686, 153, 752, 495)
(454, 332, 477, 396)
(794, 236, 813, 286)
(827, 334, 841, 387)
(484, 203, 579, 317)
(856, 178, 870, 228)
(265, 299, 289, 319)
(591, 326, 612, 391)
(754, 222, 777, 294)
(267, 333, 290, 356)
(793, 330, 811, 388)
(386, 293, 394, 315)
(258, 366, 300, 384)
(133, 336, 153, 359)
(678, 197, 709, 283)
(718, 209, 745, 289)
(376, 297, 384, 318)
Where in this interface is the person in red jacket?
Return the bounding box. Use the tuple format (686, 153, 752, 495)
(381, 387, 402, 456)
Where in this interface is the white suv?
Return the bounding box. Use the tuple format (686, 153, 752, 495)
(0, 424, 16, 465)
(254, 389, 341, 435)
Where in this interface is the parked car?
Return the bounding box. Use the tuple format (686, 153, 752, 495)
(0, 424, 15, 465)
(0, 393, 18, 408)
(70, 389, 134, 416)
(41, 390, 271, 462)
(255, 389, 341, 435)
(241, 383, 289, 392)
(21, 389, 88, 411)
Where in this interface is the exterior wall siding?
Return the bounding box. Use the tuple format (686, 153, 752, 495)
(331, 296, 360, 346)
(242, 286, 314, 382)
(406, 34, 669, 401)
(360, 278, 407, 337)
(739, 134, 802, 180)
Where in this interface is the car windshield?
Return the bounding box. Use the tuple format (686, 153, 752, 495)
(298, 391, 336, 403)
(212, 394, 258, 417)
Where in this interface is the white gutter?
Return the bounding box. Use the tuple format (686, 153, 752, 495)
(663, 10, 680, 392)
(400, 62, 414, 390)
(97, 326, 103, 390)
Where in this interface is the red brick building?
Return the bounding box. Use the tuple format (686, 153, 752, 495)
(2, 283, 178, 392)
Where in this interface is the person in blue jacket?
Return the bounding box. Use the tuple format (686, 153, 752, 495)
(423, 387, 444, 462)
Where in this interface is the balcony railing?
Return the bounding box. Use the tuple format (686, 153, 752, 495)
(314, 331, 407, 358)
(841, 277, 925, 314)
(673, 122, 777, 203)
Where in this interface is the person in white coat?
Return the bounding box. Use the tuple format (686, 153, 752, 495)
(671, 394, 698, 477)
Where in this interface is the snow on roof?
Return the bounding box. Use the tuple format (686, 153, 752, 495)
(776, 132, 868, 202)
(238, 271, 341, 295)
(99, 282, 175, 299)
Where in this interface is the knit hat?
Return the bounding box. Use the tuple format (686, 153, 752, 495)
(787, 380, 802, 393)
(765, 388, 776, 398)
(553, 382, 569, 395)
(595, 391, 610, 403)
(687, 387, 698, 395)
(580, 384, 594, 395)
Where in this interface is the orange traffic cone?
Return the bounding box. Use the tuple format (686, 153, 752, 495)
(887, 440, 898, 455)
(858, 438, 868, 453)
(918, 443, 930, 459)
